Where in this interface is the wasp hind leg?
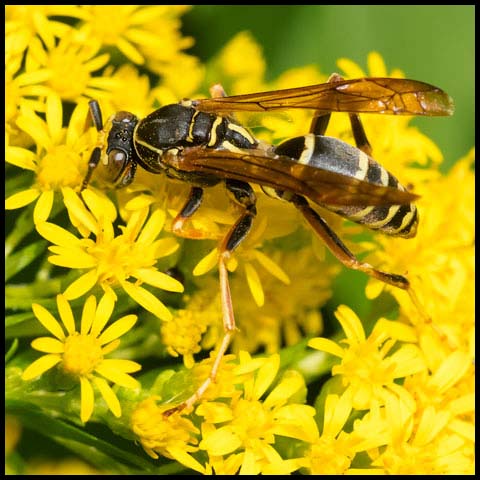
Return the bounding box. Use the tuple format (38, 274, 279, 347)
(310, 73, 372, 156)
(290, 194, 410, 289)
(164, 180, 256, 415)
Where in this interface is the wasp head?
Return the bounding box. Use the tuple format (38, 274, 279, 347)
(81, 103, 140, 191)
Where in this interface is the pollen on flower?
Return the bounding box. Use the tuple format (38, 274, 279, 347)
(35, 146, 85, 189)
(62, 333, 103, 376)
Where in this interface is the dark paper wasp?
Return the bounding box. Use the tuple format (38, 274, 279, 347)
(81, 73, 454, 413)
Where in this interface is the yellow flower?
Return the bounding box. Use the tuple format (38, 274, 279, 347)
(161, 282, 221, 368)
(301, 391, 386, 474)
(131, 396, 204, 474)
(36, 188, 183, 321)
(74, 6, 193, 67)
(368, 394, 474, 474)
(22, 293, 141, 423)
(25, 30, 116, 103)
(309, 305, 426, 410)
(5, 95, 93, 223)
(5, 5, 84, 60)
(230, 247, 340, 354)
(197, 352, 317, 475)
(5, 55, 50, 146)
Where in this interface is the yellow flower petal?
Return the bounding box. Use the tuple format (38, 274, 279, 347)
(36, 221, 81, 247)
(430, 351, 471, 392)
(167, 446, 206, 474)
(22, 354, 62, 380)
(253, 250, 290, 284)
(253, 354, 279, 400)
(308, 337, 344, 358)
(5, 188, 40, 209)
(101, 339, 120, 356)
(365, 278, 384, 300)
(78, 188, 117, 225)
(323, 392, 353, 437)
(47, 250, 98, 269)
(116, 36, 144, 64)
(136, 208, 166, 244)
(80, 295, 97, 334)
(99, 358, 141, 374)
(133, 268, 184, 292)
(32, 303, 65, 340)
(64, 187, 100, 235)
(193, 248, 218, 276)
(335, 305, 365, 343)
(200, 426, 241, 456)
(64, 270, 98, 300)
(30, 337, 65, 354)
(153, 237, 180, 258)
(273, 404, 319, 442)
(80, 376, 95, 423)
(57, 294, 76, 335)
(121, 281, 172, 321)
(97, 315, 137, 345)
(94, 361, 140, 389)
(33, 190, 54, 223)
(5, 146, 36, 170)
(93, 376, 121, 418)
(367, 51, 388, 77)
(264, 370, 305, 408)
(244, 262, 264, 307)
(90, 292, 115, 337)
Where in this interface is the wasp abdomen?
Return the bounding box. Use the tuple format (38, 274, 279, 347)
(274, 134, 418, 238)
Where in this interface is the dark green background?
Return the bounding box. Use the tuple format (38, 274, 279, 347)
(184, 5, 474, 169)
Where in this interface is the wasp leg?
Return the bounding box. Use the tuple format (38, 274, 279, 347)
(290, 194, 409, 289)
(310, 73, 372, 156)
(209, 83, 228, 98)
(171, 186, 215, 239)
(165, 180, 256, 416)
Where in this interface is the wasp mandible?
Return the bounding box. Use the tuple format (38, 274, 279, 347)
(81, 73, 454, 413)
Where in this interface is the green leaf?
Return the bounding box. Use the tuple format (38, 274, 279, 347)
(5, 240, 48, 281)
(5, 400, 166, 473)
(5, 339, 19, 363)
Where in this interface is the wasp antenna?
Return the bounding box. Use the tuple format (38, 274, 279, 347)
(89, 100, 103, 132)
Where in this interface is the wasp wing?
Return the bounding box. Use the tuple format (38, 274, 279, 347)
(193, 77, 454, 117)
(172, 147, 419, 207)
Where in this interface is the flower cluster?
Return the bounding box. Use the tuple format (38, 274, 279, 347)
(6, 5, 474, 475)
